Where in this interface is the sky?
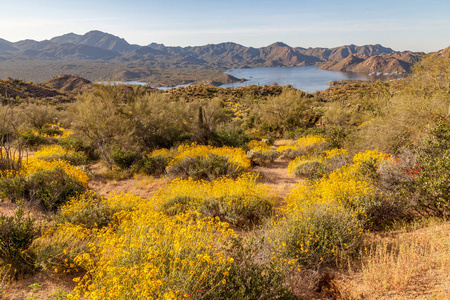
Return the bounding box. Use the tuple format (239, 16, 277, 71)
(1, 0, 449, 52)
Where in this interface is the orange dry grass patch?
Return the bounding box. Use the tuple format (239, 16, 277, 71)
(2, 271, 78, 300)
(335, 221, 450, 300)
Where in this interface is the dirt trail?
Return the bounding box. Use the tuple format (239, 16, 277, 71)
(87, 159, 301, 201)
(252, 160, 302, 200)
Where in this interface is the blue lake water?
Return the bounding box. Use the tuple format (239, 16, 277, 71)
(107, 66, 376, 93)
(221, 66, 371, 93)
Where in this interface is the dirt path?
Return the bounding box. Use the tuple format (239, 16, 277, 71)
(87, 160, 302, 201)
(252, 160, 302, 200)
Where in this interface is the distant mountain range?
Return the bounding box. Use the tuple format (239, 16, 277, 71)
(0, 30, 427, 85)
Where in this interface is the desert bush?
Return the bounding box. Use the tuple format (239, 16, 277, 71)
(16, 103, 59, 131)
(0, 158, 88, 210)
(69, 211, 237, 299)
(56, 191, 142, 230)
(272, 150, 391, 267)
(292, 159, 325, 178)
(253, 88, 321, 137)
(287, 148, 349, 178)
(0, 206, 36, 277)
(0, 169, 86, 211)
(271, 202, 365, 268)
(71, 85, 136, 166)
(204, 236, 293, 300)
(409, 120, 450, 217)
(246, 149, 278, 165)
(191, 98, 236, 145)
(33, 223, 98, 274)
(154, 174, 275, 228)
(210, 123, 250, 148)
(277, 135, 327, 160)
(72, 86, 191, 166)
(166, 143, 250, 180)
(35, 144, 88, 166)
(352, 51, 450, 153)
(167, 154, 242, 180)
(111, 147, 142, 170)
(246, 140, 278, 165)
(19, 130, 53, 147)
(132, 155, 169, 176)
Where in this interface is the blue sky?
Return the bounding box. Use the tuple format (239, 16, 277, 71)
(1, 0, 449, 52)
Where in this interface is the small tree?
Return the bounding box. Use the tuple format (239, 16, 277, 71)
(412, 120, 450, 217)
(0, 100, 24, 175)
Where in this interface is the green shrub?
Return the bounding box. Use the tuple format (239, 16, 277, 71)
(204, 236, 293, 300)
(39, 124, 64, 136)
(38, 151, 88, 166)
(112, 148, 142, 170)
(19, 131, 51, 147)
(132, 155, 168, 176)
(293, 160, 325, 178)
(246, 150, 279, 165)
(272, 203, 364, 267)
(210, 124, 250, 148)
(411, 120, 450, 217)
(0, 169, 86, 211)
(0, 206, 36, 277)
(32, 223, 96, 274)
(167, 154, 243, 181)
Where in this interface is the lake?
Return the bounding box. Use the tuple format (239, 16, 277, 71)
(221, 66, 371, 93)
(112, 66, 380, 93)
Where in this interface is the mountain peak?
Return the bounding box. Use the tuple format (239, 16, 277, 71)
(269, 42, 290, 48)
(50, 30, 138, 53)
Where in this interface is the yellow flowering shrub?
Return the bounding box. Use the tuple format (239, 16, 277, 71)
(271, 150, 391, 267)
(277, 135, 326, 154)
(0, 157, 89, 210)
(247, 140, 271, 152)
(153, 173, 275, 228)
(33, 223, 100, 274)
(287, 148, 349, 177)
(246, 140, 278, 165)
(35, 144, 87, 166)
(168, 143, 250, 170)
(23, 158, 89, 186)
(150, 148, 173, 158)
(353, 149, 390, 165)
(323, 148, 349, 161)
(69, 210, 236, 300)
(166, 143, 251, 180)
(57, 191, 143, 229)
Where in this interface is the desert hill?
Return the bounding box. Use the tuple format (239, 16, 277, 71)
(42, 74, 93, 93)
(319, 52, 423, 73)
(0, 77, 61, 101)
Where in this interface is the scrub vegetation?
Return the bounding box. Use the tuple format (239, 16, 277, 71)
(0, 48, 449, 299)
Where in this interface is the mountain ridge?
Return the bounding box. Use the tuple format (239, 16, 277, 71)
(0, 30, 428, 84)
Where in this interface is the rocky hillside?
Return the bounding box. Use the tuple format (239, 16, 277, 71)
(0, 78, 61, 101)
(318, 52, 424, 73)
(0, 30, 428, 83)
(42, 74, 93, 93)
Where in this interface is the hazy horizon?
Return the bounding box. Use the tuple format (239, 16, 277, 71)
(1, 0, 449, 53)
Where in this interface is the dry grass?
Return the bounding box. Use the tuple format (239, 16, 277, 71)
(87, 162, 171, 200)
(2, 271, 77, 300)
(328, 220, 450, 300)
